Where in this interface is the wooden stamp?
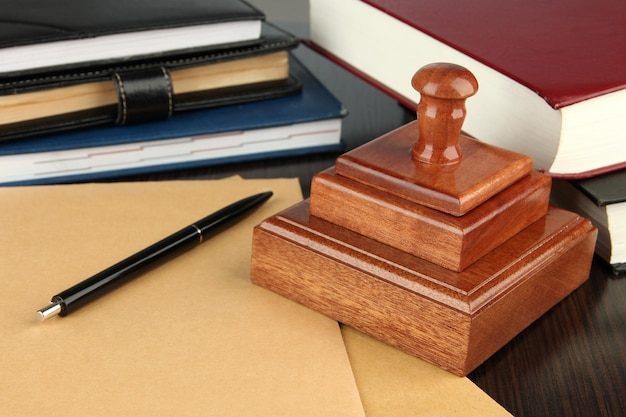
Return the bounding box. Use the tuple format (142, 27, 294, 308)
(250, 63, 597, 376)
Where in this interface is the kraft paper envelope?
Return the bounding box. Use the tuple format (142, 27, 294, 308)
(342, 327, 513, 416)
(0, 178, 365, 417)
(1, 177, 512, 416)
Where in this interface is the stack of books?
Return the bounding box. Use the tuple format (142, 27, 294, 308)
(307, 0, 626, 273)
(0, 0, 346, 185)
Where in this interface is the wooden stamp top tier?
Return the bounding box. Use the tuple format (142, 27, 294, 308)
(335, 63, 533, 216)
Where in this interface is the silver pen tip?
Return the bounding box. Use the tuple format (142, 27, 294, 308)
(37, 301, 62, 322)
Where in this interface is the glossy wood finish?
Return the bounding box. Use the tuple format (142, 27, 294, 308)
(250, 62, 599, 377)
(336, 123, 533, 216)
(335, 64, 533, 216)
(410, 62, 478, 165)
(311, 168, 551, 271)
(251, 202, 597, 375)
(468, 259, 626, 417)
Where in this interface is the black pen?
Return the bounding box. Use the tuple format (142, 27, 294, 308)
(37, 191, 273, 321)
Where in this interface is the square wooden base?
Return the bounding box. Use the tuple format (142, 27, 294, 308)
(335, 122, 534, 215)
(251, 202, 597, 376)
(311, 168, 551, 271)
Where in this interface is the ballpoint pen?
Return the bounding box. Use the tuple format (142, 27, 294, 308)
(36, 191, 273, 321)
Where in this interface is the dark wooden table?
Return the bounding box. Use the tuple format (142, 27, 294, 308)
(114, 46, 625, 417)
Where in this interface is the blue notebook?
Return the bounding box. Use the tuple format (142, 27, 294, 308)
(0, 55, 346, 185)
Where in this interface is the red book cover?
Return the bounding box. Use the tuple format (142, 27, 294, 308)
(362, 0, 626, 109)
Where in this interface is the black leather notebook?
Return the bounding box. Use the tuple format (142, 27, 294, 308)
(0, 0, 265, 76)
(0, 18, 301, 141)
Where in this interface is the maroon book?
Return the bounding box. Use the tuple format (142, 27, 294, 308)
(308, 0, 626, 178)
(364, 0, 626, 108)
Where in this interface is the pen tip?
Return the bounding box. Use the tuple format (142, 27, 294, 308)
(37, 301, 62, 322)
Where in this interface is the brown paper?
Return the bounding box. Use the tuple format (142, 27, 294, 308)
(0, 178, 365, 417)
(342, 326, 513, 416)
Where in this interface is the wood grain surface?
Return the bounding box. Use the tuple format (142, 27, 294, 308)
(250, 201, 596, 375)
